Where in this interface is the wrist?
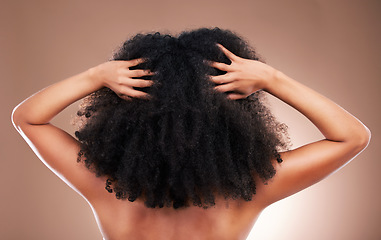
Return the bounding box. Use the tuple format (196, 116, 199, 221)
(264, 69, 300, 104)
(87, 66, 105, 89)
(262, 67, 281, 92)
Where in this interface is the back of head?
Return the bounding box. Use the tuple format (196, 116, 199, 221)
(75, 27, 289, 209)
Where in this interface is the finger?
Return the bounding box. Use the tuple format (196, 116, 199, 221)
(227, 93, 245, 100)
(208, 61, 230, 71)
(126, 58, 147, 68)
(118, 76, 154, 88)
(216, 44, 239, 61)
(131, 79, 155, 88)
(214, 82, 236, 93)
(120, 86, 151, 99)
(128, 69, 154, 78)
(209, 74, 234, 84)
(118, 94, 132, 101)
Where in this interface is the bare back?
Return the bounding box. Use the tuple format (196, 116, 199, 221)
(90, 179, 264, 240)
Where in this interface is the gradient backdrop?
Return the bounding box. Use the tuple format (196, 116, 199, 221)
(1, 0, 380, 239)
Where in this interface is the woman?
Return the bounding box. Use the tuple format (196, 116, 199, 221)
(12, 28, 370, 240)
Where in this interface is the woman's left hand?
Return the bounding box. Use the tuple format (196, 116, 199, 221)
(208, 44, 277, 100)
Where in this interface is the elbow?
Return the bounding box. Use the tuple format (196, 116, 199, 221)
(11, 105, 20, 130)
(353, 125, 371, 152)
(361, 126, 371, 149)
(11, 104, 24, 131)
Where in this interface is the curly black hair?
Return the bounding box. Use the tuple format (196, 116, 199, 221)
(75, 27, 290, 209)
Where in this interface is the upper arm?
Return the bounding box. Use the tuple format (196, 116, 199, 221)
(256, 137, 369, 206)
(14, 122, 105, 201)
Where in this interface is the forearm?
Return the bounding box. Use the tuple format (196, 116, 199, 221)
(265, 71, 370, 146)
(12, 69, 103, 127)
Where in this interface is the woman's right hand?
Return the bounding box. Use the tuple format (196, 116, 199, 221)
(208, 44, 278, 100)
(89, 59, 155, 100)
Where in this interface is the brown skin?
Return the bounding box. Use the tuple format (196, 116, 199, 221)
(12, 44, 370, 240)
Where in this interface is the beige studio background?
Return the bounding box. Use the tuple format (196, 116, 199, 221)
(1, 0, 380, 239)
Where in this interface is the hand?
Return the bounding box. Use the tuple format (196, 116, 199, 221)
(90, 59, 154, 100)
(208, 44, 277, 100)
